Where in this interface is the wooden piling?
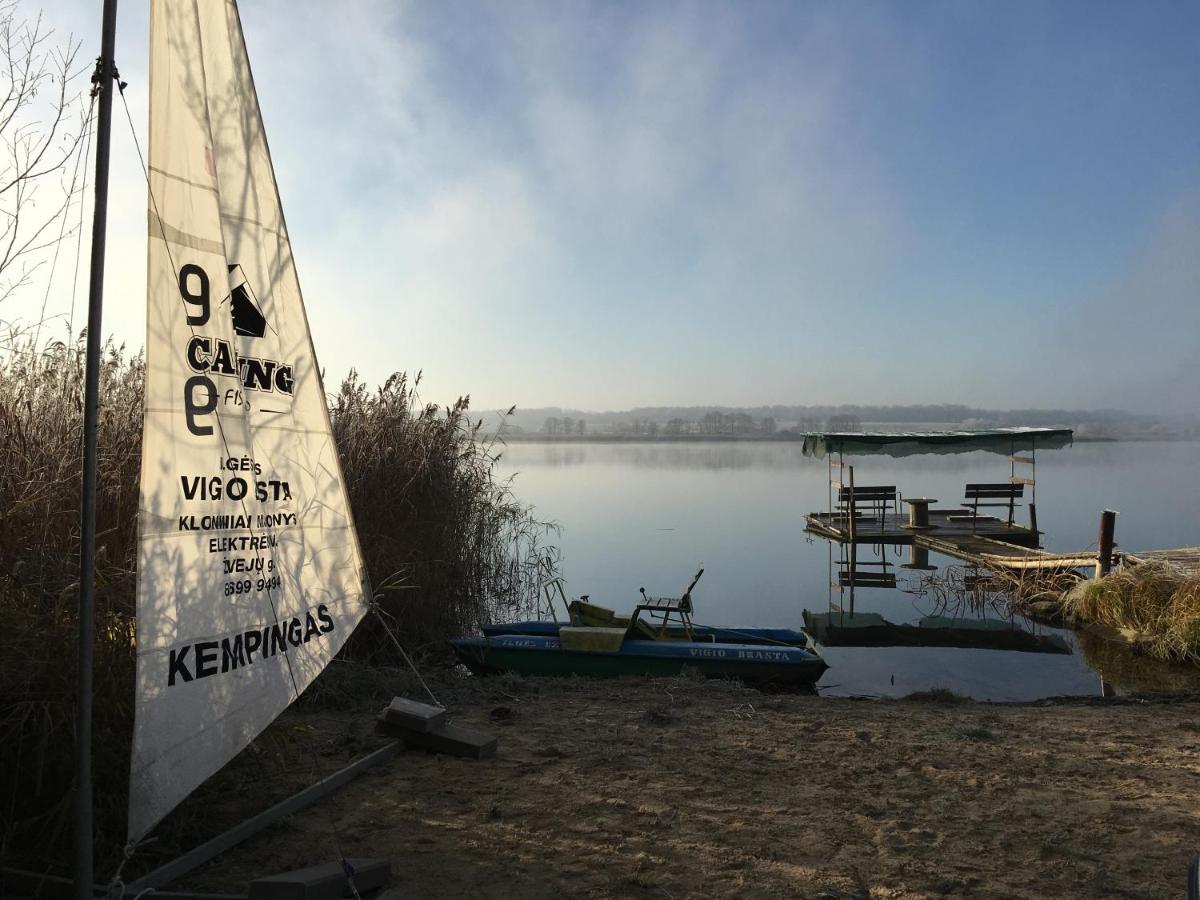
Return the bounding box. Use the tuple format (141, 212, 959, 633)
(1096, 509, 1118, 578)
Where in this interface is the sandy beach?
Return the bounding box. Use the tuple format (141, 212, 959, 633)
(169, 671, 1200, 899)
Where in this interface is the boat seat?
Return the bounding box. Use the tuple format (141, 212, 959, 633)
(632, 593, 695, 640)
(635, 595, 693, 614)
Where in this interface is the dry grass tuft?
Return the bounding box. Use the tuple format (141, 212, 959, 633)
(1064, 562, 1200, 664)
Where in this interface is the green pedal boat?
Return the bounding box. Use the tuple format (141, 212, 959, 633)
(450, 630, 829, 687)
(455, 568, 827, 687)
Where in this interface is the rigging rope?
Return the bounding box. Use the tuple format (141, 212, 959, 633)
(104, 834, 156, 899)
(371, 601, 442, 708)
(67, 97, 98, 342)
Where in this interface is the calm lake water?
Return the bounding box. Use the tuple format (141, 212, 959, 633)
(496, 439, 1200, 700)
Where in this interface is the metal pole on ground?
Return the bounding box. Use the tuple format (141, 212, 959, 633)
(125, 742, 402, 894)
(76, 2, 119, 896)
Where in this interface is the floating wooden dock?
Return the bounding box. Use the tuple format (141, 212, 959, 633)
(808, 510, 1198, 579)
(1124, 547, 1200, 577)
(807, 511, 1098, 574)
(804, 509, 1041, 548)
(913, 533, 1098, 572)
(909, 538, 1200, 576)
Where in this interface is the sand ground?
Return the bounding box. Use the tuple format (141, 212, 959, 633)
(178, 674, 1200, 899)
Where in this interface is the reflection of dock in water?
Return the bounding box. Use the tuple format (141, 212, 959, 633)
(802, 610, 1071, 655)
(815, 541, 1071, 655)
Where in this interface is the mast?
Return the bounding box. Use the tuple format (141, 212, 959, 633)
(76, 0, 119, 895)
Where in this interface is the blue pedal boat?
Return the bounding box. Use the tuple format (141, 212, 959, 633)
(451, 633, 829, 687)
(482, 620, 814, 647)
(461, 569, 828, 687)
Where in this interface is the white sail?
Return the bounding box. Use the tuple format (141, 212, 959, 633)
(129, 0, 369, 842)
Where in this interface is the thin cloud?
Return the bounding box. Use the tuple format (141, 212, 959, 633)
(10, 1, 1198, 416)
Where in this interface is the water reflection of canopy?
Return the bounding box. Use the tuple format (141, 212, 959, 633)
(800, 427, 1074, 459)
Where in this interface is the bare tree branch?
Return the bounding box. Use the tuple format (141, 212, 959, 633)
(0, 0, 88, 303)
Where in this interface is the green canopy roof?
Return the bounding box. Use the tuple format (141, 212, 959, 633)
(800, 427, 1074, 459)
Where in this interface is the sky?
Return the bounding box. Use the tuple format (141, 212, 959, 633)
(8, 0, 1200, 415)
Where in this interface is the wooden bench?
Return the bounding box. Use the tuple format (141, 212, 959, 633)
(960, 482, 1023, 529)
(836, 485, 897, 526)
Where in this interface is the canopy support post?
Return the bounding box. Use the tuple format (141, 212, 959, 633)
(847, 465, 856, 542)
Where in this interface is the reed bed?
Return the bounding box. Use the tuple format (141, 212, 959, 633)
(911, 560, 1083, 616)
(908, 564, 1074, 620)
(0, 330, 556, 872)
(1064, 562, 1200, 664)
(910, 565, 1013, 618)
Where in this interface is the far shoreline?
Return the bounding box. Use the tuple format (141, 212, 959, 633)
(492, 432, 1194, 444)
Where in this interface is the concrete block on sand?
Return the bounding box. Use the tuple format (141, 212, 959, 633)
(249, 858, 390, 900)
(381, 696, 446, 733)
(404, 722, 498, 759)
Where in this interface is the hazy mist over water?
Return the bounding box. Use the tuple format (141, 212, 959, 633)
(13, 1, 1200, 417)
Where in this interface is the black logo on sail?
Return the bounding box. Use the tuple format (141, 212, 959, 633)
(228, 264, 266, 338)
(178, 260, 294, 436)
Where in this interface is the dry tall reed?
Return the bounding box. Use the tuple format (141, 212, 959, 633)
(0, 330, 556, 872)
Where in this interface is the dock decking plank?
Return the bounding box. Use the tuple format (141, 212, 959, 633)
(914, 533, 1097, 571)
(1124, 547, 1200, 577)
(805, 512, 1194, 576)
(804, 509, 1041, 548)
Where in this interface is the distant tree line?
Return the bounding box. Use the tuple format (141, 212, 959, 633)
(537, 412, 867, 436)
(508, 403, 1192, 441)
(542, 416, 586, 436)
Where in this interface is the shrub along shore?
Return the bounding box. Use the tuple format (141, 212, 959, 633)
(0, 333, 556, 873)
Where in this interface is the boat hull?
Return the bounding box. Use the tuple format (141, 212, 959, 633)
(482, 620, 813, 647)
(451, 634, 828, 687)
